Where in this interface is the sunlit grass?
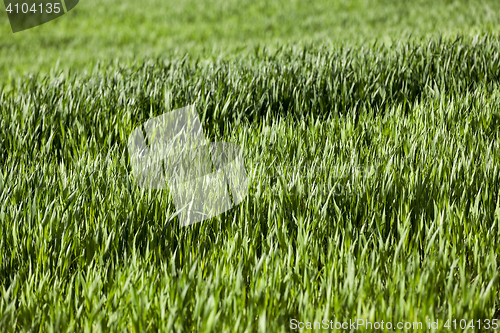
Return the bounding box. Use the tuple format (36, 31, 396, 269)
(0, 35, 499, 331)
(1, 0, 500, 78)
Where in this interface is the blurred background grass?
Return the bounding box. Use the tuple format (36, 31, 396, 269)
(1, 0, 500, 80)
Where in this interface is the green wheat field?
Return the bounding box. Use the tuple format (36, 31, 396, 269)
(1, 0, 500, 331)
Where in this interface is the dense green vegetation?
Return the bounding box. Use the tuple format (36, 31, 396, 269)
(2, 0, 500, 331)
(1, 35, 500, 331)
(1, 0, 500, 78)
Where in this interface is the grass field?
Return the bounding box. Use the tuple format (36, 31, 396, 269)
(1, 0, 500, 332)
(1, 0, 500, 78)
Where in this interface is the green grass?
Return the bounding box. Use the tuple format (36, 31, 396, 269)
(1, 0, 500, 79)
(1, 34, 500, 331)
(2, 0, 500, 331)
